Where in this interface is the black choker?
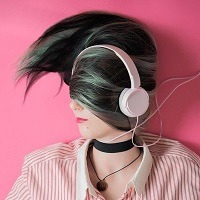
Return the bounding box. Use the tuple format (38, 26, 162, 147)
(93, 139, 134, 153)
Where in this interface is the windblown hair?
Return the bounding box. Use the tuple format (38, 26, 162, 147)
(17, 11, 157, 131)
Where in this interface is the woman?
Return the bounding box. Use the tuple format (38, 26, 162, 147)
(7, 11, 199, 200)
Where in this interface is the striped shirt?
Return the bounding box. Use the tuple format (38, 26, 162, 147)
(6, 133, 200, 200)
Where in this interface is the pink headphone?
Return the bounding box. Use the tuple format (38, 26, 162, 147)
(73, 44, 149, 117)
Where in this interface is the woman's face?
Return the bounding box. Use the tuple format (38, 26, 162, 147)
(69, 99, 126, 141)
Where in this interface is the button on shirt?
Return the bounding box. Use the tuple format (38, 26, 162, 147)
(6, 133, 200, 200)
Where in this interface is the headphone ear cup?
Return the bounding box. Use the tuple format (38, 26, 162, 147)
(119, 88, 149, 117)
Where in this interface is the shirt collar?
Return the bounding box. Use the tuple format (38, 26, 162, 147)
(126, 134, 153, 197)
(76, 139, 96, 200)
(76, 134, 152, 199)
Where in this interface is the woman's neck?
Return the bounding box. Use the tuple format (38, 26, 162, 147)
(96, 130, 133, 143)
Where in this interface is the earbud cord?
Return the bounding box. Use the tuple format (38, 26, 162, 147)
(105, 72, 200, 146)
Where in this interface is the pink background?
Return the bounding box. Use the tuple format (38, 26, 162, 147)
(1, 0, 200, 199)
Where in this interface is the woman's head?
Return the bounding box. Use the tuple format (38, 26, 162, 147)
(17, 11, 157, 132)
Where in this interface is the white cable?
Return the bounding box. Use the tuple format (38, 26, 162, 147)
(130, 83, 163, 147)
(105, 129, 133, 143)
(137, 71, 200, 128)
(131, 116, 139, 146)
(102, 71, 200, 146)
(133, 71, 200, 147)
(105, 117, 139, 143)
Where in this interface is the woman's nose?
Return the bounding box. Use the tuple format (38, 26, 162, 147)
(69, 99, 84, 111)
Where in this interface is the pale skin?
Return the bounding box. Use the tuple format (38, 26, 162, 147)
(69, 99, 143, 200)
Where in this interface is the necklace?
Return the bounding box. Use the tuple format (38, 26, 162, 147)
(93, 138, 134, 153)
(88, 146, 141, 191)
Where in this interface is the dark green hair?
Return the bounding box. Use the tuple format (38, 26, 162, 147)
(17, 11, 157, 131)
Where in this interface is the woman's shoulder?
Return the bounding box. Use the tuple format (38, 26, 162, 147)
(141, 133, 200, 198)
(140, 132, 200, 167)
(22, 137, 87, 169)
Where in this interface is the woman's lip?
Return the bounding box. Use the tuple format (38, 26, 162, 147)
(76, 117, 88, 123)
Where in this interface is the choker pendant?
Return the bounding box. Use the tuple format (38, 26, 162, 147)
(97, 179, 108, 191)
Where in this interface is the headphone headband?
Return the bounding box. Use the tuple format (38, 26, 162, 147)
(72, 44, 141, 89)
(72, 44, 149, 117)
